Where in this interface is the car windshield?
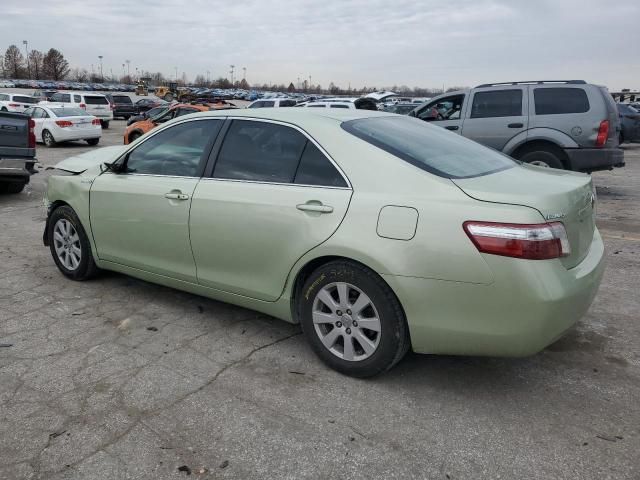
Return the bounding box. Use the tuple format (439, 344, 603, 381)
(342, 116, 515, 179)
(50, 107, 88, 117)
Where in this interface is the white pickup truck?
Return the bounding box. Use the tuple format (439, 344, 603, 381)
(0, 111, 37, 193)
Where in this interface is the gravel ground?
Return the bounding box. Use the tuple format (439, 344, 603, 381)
(0, 107, 639, 479)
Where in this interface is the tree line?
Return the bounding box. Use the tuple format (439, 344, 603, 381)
(2, 45, 70, 80)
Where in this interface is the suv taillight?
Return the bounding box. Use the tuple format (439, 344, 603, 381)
(79, 103, 86, 110)
(595, 120, 609, 148)
(28, 118, 36, 148)
(463, 221, 571, 260)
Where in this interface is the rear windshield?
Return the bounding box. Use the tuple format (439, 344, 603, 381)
(341, 116, 515, 179)
(50, 107, 88, 117)
(14, 96, 37, 104)
(84, 95, 109, 105)
(112, 96, 132, 104)
(534, 88, 590, 115)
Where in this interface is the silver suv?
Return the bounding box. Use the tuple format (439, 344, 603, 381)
(410, 80, 624, 172)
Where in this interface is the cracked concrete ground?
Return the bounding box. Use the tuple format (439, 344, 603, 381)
(1, 118, 639, 480)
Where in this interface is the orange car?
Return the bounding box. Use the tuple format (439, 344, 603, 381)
(123, 102, 233, 144)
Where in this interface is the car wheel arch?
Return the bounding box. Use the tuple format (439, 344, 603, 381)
(288, 255, 406, 325)
(511, 139, 570, 169)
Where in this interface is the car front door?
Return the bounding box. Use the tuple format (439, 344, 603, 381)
(414, 94, 466, 134)
(460, 87, 528, 151)
(89, 118, 223, 282)
(189, 119, 352, 301)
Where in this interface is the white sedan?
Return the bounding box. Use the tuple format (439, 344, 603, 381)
(23, 104, 102, 147)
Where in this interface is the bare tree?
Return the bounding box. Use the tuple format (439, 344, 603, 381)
(28, 50, 44, 79)
(4, 45, 25, 78)
(42, 48, 70, 80)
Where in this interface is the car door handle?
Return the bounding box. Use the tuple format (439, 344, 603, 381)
(296, 203, 334, 213)
(164, 192, 189, 200)
(445, 125, 459, 131)
(508, 123, 524, 128)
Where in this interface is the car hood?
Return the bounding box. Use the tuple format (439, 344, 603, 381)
(54, 145, 128, 174)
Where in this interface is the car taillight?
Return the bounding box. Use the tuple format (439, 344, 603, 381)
(595, 120, 609, 147)
(79, 103, 86, 110)
(55, 120, 73, 127)
(28, 118, 36, 148)
(92, 118, 101, 125)
(109, 103, 114, 110)
(9, 103, 20, 107)
(463, 221, 571, 260)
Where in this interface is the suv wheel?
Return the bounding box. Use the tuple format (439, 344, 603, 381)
(299, 260, 410, 377)
(517, 148, 564, 169)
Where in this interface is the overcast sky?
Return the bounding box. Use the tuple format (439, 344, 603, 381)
(2, 0, 639, 90)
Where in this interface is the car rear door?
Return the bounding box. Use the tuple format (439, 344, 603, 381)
(414, 94, 466, 134)
(189, 118, 352, 301)
(460, 87, 528, 151)
(90, 118, 223, 282)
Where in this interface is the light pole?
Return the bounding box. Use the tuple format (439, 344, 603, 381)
(122, 63, 125, 79)
(242, 67, 246, 80)
(297, 77, 300, 90)
(174, 66, 178, 81)
(98, 55, 104, 82)
(206, 70, 210, 84)
(22, 40, 30, 78)
(126, 59, 130, 77)
(230, 65, 235, 86)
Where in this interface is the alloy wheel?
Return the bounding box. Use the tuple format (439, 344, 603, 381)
(312, 282, 381, 362)
(53, 219, 82, 271)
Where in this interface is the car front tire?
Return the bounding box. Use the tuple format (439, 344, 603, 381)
(299, 260, 410, 378)
(48, 206, 98, 281)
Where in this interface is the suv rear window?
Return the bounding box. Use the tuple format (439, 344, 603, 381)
(13, 96, 37, 104)
(113, 96, 132, 104)
(84, 95, 109, 105)
(470, 90, 522, 118)
(534, 88, 590, 115)
(342, 116, 514, 179)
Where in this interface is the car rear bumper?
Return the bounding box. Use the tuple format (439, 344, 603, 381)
(564, 147, 625, 172)
(384, 228, 605, 356)
(53, 126, 102, 142)
(0, 158, 35, 182)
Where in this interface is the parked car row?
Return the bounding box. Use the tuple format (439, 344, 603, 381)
(0, 78, 137, 92)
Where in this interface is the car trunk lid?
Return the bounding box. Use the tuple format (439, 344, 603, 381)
(452, 164, 596, 269)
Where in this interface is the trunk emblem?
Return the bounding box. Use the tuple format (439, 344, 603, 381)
(546, 212, 566, 220)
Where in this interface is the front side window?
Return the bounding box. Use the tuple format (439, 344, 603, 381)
(213, 120, 307, 183)
(125, 120, 221, 177)
(248, 101, 263, 109)
(417, 94, 465, 121)
(342, 116, 515, 179)
(470, 89, 523, 118)
(52, 93, 71, 103)
(0, 94, 9, 101)
(534, 88, 590, 115)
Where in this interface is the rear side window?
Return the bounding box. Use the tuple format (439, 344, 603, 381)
(307, 104, 326, 108)
(342, 116, 514, 179)
(330, 104, 349, 109)
(52, 93, 71, 103)
(113, 96, 132, 104)
(0, 94, 8, 100)
(294, 142, 347, 187)
(470, 90, 522, 118)
(279, 100, 297, 107)
(262, 101, 275, 107)
(534, 88, 589, 115)
(214, 120, 307, 183)
(84, 95, 109, 105)
(74, 95, 82, 103)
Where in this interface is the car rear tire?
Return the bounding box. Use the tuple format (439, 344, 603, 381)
(517, 148, 564, 169)
(299, 260, 410, 378)
(48, 206, 98, 281)
(0, 107, 7, 112)
(43, 129, 56, 147)
(5, 182, 26, 194)
(101, 121, 110, 129)
(86, 138, 100, 146)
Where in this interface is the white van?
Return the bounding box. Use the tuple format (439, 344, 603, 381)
(0, 92, 38, 112)
(43, 92, 114, 128)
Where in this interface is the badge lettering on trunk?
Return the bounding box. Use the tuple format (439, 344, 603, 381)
(546, 212, 566, 220)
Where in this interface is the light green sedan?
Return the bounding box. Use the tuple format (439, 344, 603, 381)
(44, 109, 605, 377)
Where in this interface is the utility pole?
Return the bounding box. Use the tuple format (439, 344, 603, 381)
(98, 55, 104, 82)
(242, 67, 246, 81)
(22, 40, 30, 78)
(174, 66, 178, 81)
(126, 59, 130, 77)
(122, 63, 125, 79)
(230, 65, 235, 86)
(206, 70, 210, 84)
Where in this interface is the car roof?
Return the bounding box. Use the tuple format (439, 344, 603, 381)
(189, 106, 393, 125)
